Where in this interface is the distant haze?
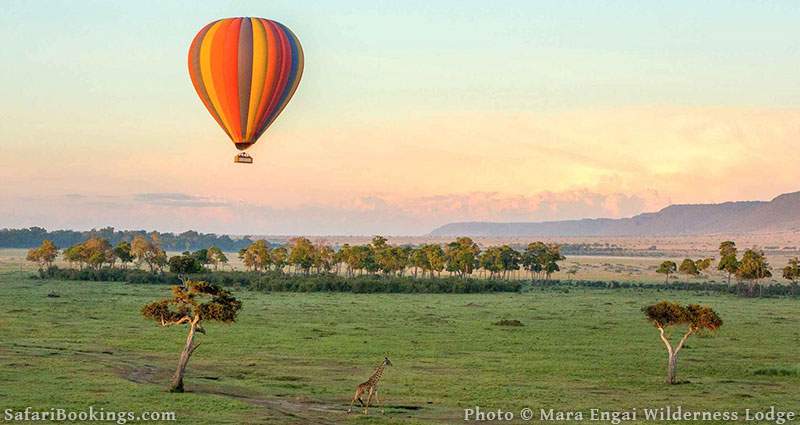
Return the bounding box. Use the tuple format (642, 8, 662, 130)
(430, 191, 800, 237)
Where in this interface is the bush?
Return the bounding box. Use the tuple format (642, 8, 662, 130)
(33, 266, 800, 297)
(38, 267, 523, 293)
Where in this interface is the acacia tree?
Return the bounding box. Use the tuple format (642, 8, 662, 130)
(114, 241, 134, 269)
(409, 247, 427, 278)
(540, 244, 564, 280)
(717, 241, 739, 285)
(131, 234, 167, 273)
(782, 257, 799, 295)
(445, 237, 480, 278)
(313, 242, 336, 274)
(141, 280, 242, 392)
(422, 244, 445, 278)
(239, 247, 256, 271)
(339, 244, 355, 276)
(678, 259, 699, 277)
(694, 258, 713, 275)
(288, 237, 315, 275)
(63, 244, 86, 269)
(83, 237, 115, 270)
(206, 246, 228, 271)
(522, 242, 546, 279)
(736, 248, 771, 297)
(499, 245, 522, 279)
(656, 261, 677, 284)
(348, 245, 372, 276)
(27, 240, 59, 269)
(270, 246, 288, 273)
(643, 301, 722, 384)
(371, 236, 393, 275)
(479, 246, 503, 279)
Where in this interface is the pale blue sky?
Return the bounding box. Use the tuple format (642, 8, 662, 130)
(3, 0, 799, 126)
(1, 1, 799, 234)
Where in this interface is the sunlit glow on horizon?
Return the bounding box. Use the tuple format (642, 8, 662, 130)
(2, 1, 800, 235)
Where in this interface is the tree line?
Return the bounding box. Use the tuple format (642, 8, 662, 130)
(28, 235, 800, 292)
(235, 236, 564, 280)
(27, 235, 565, 281)
(4, 226, 254, 251)
(655, 240, 798, 297)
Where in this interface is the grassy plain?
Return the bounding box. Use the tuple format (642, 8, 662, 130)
(1, 258, 798, 424)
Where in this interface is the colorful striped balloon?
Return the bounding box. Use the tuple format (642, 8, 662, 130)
(188, 18, 304, 151)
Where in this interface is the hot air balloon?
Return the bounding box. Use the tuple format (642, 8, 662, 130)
(188, 18, 304, 164)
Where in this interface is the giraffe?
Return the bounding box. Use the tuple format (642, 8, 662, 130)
(347, 356, 392, 415)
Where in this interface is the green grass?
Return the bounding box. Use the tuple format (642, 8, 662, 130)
(0, 270, 798, 424)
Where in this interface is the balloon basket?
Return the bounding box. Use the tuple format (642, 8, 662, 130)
(234, 153, 253, 164)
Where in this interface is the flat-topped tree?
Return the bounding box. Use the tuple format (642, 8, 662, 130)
(141, 280, 242, 392)
(643, 301, 722, 384)
(206, 246, 228, 271)
(26, 239, 59, 269)
(717, 241, 739, 285)
(694, 258, 713, 275)
(782, 257, 799, 295)
(736, 248, 771, 297)
(656, 261, 677, 284)
(114, 241, 133, 269)
(678, 259, 699, 277)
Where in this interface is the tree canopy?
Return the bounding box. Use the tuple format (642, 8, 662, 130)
(26, 240, 59, 269)
(643, 301, 722, 331)
(1, 226, 254, 251)
(656, 261, 677, 283)
(142, 280, 242, 326)
(678, 259, 699, 276)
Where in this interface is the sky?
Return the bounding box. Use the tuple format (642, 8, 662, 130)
(1, 0, 800, 235)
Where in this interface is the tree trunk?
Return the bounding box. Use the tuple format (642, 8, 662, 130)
(666, 353, 678, 384)
(658, 326, 692, 385)
(170, 316, 201, 393)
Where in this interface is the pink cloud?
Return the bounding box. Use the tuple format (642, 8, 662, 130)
(0, 190, 670, 236)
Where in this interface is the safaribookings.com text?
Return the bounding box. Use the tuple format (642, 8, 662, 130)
(3, 407, 176, 424)
(463, 405, 797, 424)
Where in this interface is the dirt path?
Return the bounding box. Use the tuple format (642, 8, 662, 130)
(3, 343, 436, 424)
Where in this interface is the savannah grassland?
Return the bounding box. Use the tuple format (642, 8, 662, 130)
(1, 254, 799, 425)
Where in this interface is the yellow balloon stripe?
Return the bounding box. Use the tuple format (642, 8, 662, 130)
(200, 21, 234, 138)
(246, 19, 267, 141)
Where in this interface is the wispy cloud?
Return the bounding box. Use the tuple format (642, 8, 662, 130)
(133, 193, 227, 208)
(0, 189, 669, 236)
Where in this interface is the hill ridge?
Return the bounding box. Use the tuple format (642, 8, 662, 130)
(428, 191, 800, 237)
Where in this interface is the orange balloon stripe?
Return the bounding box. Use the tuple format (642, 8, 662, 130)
(245, 19, 267, 141)
(188, 21, 233, 141)
(246, 18, 271, 142)
(220, 18, 242, 140)
(198, 21, 232, 138)
(188, 17, 303, 148)
(195, 21, 237, 141)
(209, 19, 235, 139)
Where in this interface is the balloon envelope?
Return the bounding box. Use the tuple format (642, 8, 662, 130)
(188, 18, 304, 151)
